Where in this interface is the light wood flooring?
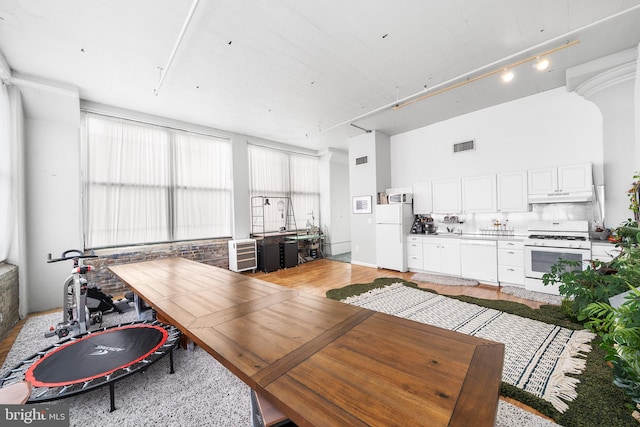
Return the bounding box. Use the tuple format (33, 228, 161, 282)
(0, 258, 550, 420)
(246, 258, 544, 309)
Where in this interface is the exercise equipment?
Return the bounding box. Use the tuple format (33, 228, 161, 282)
(45, 249, 121, 339)
(1, 320, 180, 411)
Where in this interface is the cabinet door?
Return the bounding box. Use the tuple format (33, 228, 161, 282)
(440, 243, 461, 276)
(528, 167, 557, 195)
(558, 163, 592, 192)
(422, 242, 440, 272)
(432, 179, 462, 214)
(497, 171, 528, 212)
(412, 182, 433, 214)
(462, 175, 496, 213)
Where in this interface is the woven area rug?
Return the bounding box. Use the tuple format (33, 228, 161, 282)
(342, 283, 596, 413)
(412, 272, 479, 286)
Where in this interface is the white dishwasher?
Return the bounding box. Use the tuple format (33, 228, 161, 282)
(460, 239, 498, 285)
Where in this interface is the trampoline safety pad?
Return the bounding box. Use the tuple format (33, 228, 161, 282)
(26, 324, 168, 387)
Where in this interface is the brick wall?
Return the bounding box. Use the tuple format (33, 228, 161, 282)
(0, 263, 19, 342)
(88, 239, 230, 296)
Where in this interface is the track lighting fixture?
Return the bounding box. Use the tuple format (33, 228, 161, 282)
(533, 56, 550, 71)
(501, 69, 514, 83)
(389, 40, 579, 110)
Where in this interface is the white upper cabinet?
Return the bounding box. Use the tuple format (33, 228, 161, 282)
(558, 163, 593, 193)
(462, 175, 496, 213)
(412, 182, 433, 214)
(528, 162, 593, 203)
(528, 167, 557, 195)
(497, 171, 528, 212)
(432, 179, 462, 214)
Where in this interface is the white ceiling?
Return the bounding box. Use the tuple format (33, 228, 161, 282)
(1, 0, 640, 152)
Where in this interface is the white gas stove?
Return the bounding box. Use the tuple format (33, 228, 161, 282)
(524, 220, 590, 249)
(524, 220, 591, 295)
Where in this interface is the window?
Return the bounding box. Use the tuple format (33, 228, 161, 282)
(82, 113, 232, 248)
(248, 145, 319, 234)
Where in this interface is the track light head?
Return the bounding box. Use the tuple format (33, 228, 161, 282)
(533, 56, 550, 71)
(501, 69, 514, 83)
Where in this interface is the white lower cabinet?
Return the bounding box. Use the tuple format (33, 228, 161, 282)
(407, 236, 424, 270)
(408, 236, 525, 284)
(423, 237, 461, 276)
(497, 240, 524, 286)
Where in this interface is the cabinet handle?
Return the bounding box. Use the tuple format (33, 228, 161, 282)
(507, 268, 514, 271)
(507, 251, 515, 254)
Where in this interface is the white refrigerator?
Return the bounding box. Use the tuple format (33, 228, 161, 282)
(375, 203, 414, 272)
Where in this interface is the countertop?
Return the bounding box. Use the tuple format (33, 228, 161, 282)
(410, 232, 619, 245)
(409, 232, 526, 241)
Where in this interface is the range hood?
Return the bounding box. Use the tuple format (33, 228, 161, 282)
(528, 186, 595, 204)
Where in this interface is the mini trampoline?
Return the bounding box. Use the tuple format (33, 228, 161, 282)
(0, 320, 180, 412)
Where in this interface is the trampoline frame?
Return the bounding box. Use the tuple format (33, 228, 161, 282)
(0, 320, 181, 412)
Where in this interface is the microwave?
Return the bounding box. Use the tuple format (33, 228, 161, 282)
(388, 193, 412, 204)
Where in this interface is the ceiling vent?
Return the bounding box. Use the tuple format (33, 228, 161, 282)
(453, 140, 475, 153)
(355, 156, 368, 165)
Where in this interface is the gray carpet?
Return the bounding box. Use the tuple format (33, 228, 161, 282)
(1, 305, 558, 426)
(500, 285, 564, 305)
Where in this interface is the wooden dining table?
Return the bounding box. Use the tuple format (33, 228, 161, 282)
(109, 257, 504, 426)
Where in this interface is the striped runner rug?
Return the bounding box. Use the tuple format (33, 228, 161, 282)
(342, 283, 596, 413)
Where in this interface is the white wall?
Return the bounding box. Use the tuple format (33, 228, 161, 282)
(22, 89, 83, 313)
(348, 131, 390, 266)
(588, 80, 637, 227)
(320, 148, 350, 255)
(390, 88, 603, 188)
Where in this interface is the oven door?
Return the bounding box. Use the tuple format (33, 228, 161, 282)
(524, 245, 591, 279)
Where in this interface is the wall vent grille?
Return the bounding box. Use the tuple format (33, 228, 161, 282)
(355, 156, 368, 165)
(453, 140, 475, 153)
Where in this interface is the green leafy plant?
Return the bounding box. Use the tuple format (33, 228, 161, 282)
(584, 286, 640, 404)
(542, 258, 628, 320)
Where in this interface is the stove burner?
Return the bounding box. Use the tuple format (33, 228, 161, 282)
(528, 235, 586, 241)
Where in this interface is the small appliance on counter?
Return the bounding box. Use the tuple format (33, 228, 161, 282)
(411, 215, 436, 234)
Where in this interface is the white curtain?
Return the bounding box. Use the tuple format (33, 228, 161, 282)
(0, 83, 11, 261)
(248, 145, 319, 233)
(290, 153, 320, 229)
(83, 113, 232, 248)
(173, 132, 232, 240)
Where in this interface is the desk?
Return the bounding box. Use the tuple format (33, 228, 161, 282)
(285, 234, 324, 262)
(110, 258, 503, 426)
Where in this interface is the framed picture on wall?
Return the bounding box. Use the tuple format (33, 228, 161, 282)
(352, 195, 372, 214)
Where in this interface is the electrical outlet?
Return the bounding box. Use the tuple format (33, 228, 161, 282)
(0, 313, 3, 324)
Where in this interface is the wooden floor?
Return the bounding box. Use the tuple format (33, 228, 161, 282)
(0, 258, 550, 420)
(247, 258, 544, 309)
